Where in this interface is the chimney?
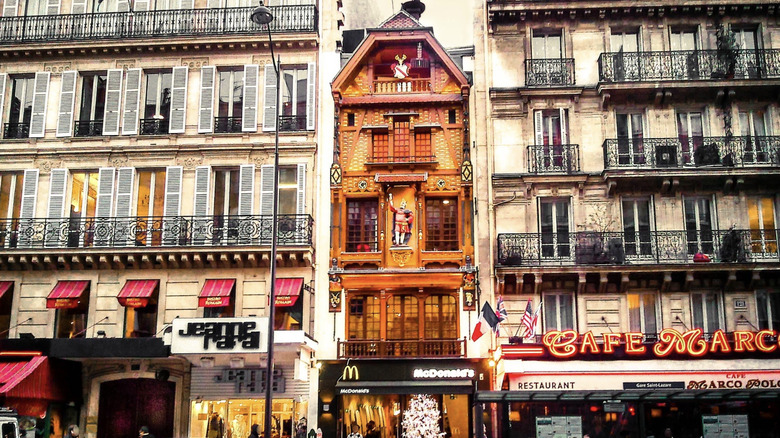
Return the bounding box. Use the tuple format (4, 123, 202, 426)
(401, 0, 425, 20)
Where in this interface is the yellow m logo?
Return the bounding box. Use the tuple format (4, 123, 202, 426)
(342, 365, 359, 380)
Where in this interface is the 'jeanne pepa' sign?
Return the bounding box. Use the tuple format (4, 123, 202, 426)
(171, 317, 268, 354)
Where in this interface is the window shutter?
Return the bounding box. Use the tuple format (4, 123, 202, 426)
(93, 167, 116, 247)
(56, 71, 78, 137)
(18, 169, 39, 248)
(121, 68, 142, 135)
(45, 169, 68, 248)
(113, 167, 135, 246)
(259, 164, 275, 215)
(306, 62, 316, 130)
(243, 64, 259, 132)
(296, 163, 306, 215)
(29, 72, 51, 138)
(261, 64, 276, 132)
(103, 69, 123, 136)
(198, 66, 215, 133)
(178, 0, 194, 9)
(70, 0, 87, 13)
(134, 0, 150, 10)
(239, 164, 255, 216)
(2, 0, 18, 17)
(162, 166, 183, 246)
(168, 66, 188, 134)
(45, 0, 60, 15)
(207, 0, 221, 7)
(192, 165, 211, 245)
(559, 108, 568, 144)
(0, 74, 7, 126)
(116, 0, 130, 12)
(534, 110, 544, 145)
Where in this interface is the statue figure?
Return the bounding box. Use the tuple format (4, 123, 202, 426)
(388, 193, 414, 246)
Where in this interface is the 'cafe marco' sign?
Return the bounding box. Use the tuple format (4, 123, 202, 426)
(507, 328, 780, 359)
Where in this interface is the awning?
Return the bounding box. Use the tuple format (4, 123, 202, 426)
(0, 354, 59, 417)
(198, 279, 235, 307)
(46, 280, 89, 309)
(274, 278, 303, 307)
(0, 281, 12, 299)
(117, 280, 159, 308)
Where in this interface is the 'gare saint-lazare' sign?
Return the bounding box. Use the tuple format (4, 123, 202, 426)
(503, 328, 780, 359)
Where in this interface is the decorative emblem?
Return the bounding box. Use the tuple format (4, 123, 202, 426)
(392, 54, 410, 79)
(389, 247, 414, 267)
(329, 274, 342, 312)
(436, 178, 446, 189)
(358, 179, 368, 191)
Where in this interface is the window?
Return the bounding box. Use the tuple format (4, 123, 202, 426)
(135, 170, 166, 246)
(213, 169, 241, 242)
(733, 27, 761, 78)
(424, 295, 457, 339)
(274, 283, 303, 331)
(684, 197, 714, 255)
(748, 197, 777, 256)
(346, 199, 378, 252)
(203, 290, 235, 318)
(24, 0, 47, 15)
(676, 111, 704, 165)
(277, 166, 300, 215)
(68, 171, 100, 247)
(739, 109, 769, 164)
(448, 109, 457, 124)
(610, 30, 641, 81)
(691, 292, 722, 334)
(347, 113, 355, 127)
(5, 77, 34, 139)
(425, 197, 457, 251)
(530, 31, 566, 85)
(670, 29, 698, 51)
(279, 67, 307, 131)
(259, 164, 305, 218)
(622, 198, 653, 257)
(215, 69, 244, 133)
(76, 73, 107, 137)
(124, 291, 158, 338)
(532, 31, 563, 59)
(0, 173, 24, 248)
(372, 131, 389, 160)
(757, 290, 780, 331)
(386, 295, 418, 340)
(415, 130, 432, 158)
(142, 71, 172, 135)
(670, 29, 700, 79)
(533, 109, 570, 172)
(347, 295, 380, 340)
(611, 30, 640, 52)
(616, 113, 645, 165)
(55, 288, 89, 338)
(543, 292, 574, 331)
(628, 293, 657, 335)
(540, 198, 570, 258)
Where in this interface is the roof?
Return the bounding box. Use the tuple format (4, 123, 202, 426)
(375, 10, 425, 30)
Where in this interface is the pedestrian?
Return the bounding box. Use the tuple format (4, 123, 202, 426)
(64, 426, 79, 438)
(248, 424, 260, 438)
(139, 426, 156, 438)
(347, 423, 362, 438)
(663, 428, 673, 438)
(364, 421, 379, 438)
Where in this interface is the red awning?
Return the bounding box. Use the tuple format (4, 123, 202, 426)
(46, 280, 89, 309)
(274, 278, 303, 307)
(0, 354, 59, 417)
(199, 279, 235, 307)
(0, 281, 12, 299)
(117, 280, 159, 308)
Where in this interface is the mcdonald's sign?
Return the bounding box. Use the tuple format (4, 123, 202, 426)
(342, 365, 359, 381)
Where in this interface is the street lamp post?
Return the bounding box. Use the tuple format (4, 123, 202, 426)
(250, 3, 281, 438)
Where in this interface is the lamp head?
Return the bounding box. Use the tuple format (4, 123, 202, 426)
(251, 1, 274, 25)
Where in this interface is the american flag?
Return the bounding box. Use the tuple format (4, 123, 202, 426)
(496, 296, 508, 322)
(520, 298, 537, 339)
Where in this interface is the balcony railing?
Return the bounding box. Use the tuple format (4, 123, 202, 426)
(2, 123, 29, 139)
(74, 120, 103, 137)
(214, 117, 242, 134)
(0, 214, 313, 249)
(279, 115, 306, 132)
(0, 5, 317, 44)
(140, 118, 169, 135)
(497, 229, 780, 266)
(527, 144, 580, 173)
(365, 155, 437, 164)
(337, 338, 466, 359)
(525, 58, 575, 87)
(599, 49, 780, 83)
(372, 78, 432, 94)
(603, 136, 780, 169)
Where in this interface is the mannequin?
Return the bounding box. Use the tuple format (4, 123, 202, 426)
(207, 413, 224, 438)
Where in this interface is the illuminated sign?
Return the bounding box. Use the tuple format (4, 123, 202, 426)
(412, 368, 475, 379)
(171, 317, 268, 354)
(342, 365, 359, 381)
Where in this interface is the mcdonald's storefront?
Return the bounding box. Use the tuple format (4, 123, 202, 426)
(317, 359, 490, 438)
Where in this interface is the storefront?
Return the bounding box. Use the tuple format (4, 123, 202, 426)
(479, 329, 780, 438)
(317, 359, 491, 438)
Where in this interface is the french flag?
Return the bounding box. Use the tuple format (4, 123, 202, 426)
(471, 301, 501, 342)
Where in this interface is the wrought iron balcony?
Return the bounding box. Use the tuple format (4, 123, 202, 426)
(279, 115, 307, 132)
(74, 120, 103, 137)
(337, 338, 466, 359)
(527, 144, 580, 173)
(497, 229, 780, 266)
(0, 214, 313, 249)
(365, 155, 437, 165)
(2, 123, 29, 139)
(140, 118, 169, 135)
(214, 117, 242, 134)
(0, 5, 317, 44)
(599, 49, 780, 83)
(603, 136, 780, 169)
(525, 58, 575, 87)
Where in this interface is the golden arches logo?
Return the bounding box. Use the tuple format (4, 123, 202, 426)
(342, 365, 359, 380)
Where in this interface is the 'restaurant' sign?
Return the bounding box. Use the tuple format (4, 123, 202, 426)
(171, 317, 268, 354)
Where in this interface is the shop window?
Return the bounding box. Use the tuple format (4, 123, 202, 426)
(543, 292, 573, 331)
(347, 295, 380, 340)
(190, 398, 306, 438)
(121, 282, 159, 338)
(346, 199, 378, 252)
(55, 290, 90, 338)
(274, 283, 303, 331)
(204, 300, 234, 318)
(691, 292, 723, 334)
(425, 197, 458, 251)
(757, 290, 780, 330)
(627, 292, 658, 335)
(386, 295, 418, 340)
(423, 295, 457, 339)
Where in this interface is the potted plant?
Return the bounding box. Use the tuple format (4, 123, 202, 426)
(720, 226, 747, 262)
(694, 143, 721, 166)
(575, 205, 625, 265)
(712, 23, 739, 79)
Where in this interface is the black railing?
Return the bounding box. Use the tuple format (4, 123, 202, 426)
(140, 118, 169, 135)
(366, 155, 437, 164)
(525, 58, 575, 86)
(337, 338, 466, 359)
(0, 214, 313, 249)
(497, 229, 780, 266)
(603, 136, 780, 169)
(599, 49, 780, 83)
(74, 120, 103, 137)
(2, 123, 29, 139)
(279, 115, 307, 132)
(214, 117, 242, 134)
(527, 144, 580, 173)
(0, 5, 318, 44)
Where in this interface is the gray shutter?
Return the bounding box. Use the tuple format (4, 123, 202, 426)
(192, 166, 211, 245)
(243, 64, 259, 132)
(116, 0, 129, 12)
(70, 0, 87, 13)
(169, 66, 188, 134)
(259, 164, 274, 216)
(45, 0, 60, 15)
(178, 0, 193, 8)
(17, 169, 39, 248)
(0, 74, 7, 128)
(93, 167, 116, 247)
(198, 66, 215, 133)
(45, 169, 68, 248)
(306, 62, 316, 130)
(559, 108, 568, 144)
(207, 0, 221, 7)
(56, 71, 77, 137)
(239, 164, 255, 216)
(114, 167, 135, 246)
(261, 64, 276, 132)
(121, 68, 142, 135)
(103, 69, 123, 136)
(134, 0, 150, 10)
(2, 0, 18, 16)
(534, 110, 544, 145)
(162, 166, 183, 245)
(29, 72, 51, 138)
(296, 163, 305, 215)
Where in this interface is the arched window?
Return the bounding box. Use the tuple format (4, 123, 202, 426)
(386, 295, 418, 340)
(347, 295, 380, 340)
(424, 295, 457, 339)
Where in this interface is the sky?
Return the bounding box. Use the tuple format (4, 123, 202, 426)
(342, 0, 474, 49)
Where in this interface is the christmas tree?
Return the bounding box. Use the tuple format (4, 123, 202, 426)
(401, 394, 444, 438)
